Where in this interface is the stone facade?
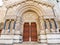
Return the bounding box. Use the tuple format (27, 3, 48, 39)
(0, 0, 60, 45)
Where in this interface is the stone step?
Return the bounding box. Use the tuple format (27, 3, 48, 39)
(13, 39, 23, 43)
(40, 35, 47, 39)
(0, 44, 12, 45)
(0, 35, 14, 39)
(13, 43, 47, 45)
(13, 42, 48, 45)
(0, 34, 22, 44)
(13, 35, 23, 43)
(0, 40, 13, 44)
(40, 40, 47, 43)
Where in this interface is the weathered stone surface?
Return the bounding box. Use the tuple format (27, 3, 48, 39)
(0, 0, 60, 45)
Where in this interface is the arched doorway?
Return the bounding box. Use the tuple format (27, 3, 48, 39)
(22, 11, 40, 42)
(16, 3, 45, 42)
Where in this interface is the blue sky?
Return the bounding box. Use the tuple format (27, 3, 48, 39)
(0, 0, 3, 6)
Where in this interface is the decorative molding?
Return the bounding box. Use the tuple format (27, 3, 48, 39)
(4, 1, 54, 8)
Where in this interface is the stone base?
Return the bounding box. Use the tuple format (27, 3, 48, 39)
(13, 43, 47, 45)
(48, 43, 60, 45)
(0, 44, 12, 45)
(1, 43, 60, 45)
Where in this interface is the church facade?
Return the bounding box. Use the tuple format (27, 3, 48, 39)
(0, 0, 60, 45)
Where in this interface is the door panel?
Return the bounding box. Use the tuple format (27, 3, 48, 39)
(23, 22, 37, 42)
(31, 22, 37, 41)
(23, 22, 29, 41)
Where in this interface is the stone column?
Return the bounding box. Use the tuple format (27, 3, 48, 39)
(14, 16, 23, 43)
(10, 19, 14, 34)
(37, 21, 40, 42)
(45, 19, 50, 33)
(54, 20, 58, 32)
(15, 16, 21, 34)
(5, 19, 10, 34)
(55, 21, 59, 33)
(39, 17, 47, 43)
(4, 20, 6, 29)
(40, 17, 45, 34)
(2, 20, 6, 34)
(50, 19, 56, 32)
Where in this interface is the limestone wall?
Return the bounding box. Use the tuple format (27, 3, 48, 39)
(54, 2, 60, 21)
(0, 6, 7, 23)
(0, 0, 60, 28)
(1, 0, 60, 20)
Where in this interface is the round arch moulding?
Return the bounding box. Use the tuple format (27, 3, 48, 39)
(15, 2, 46, 18)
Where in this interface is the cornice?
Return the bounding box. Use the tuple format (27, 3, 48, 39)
(4, 0, 54, 8)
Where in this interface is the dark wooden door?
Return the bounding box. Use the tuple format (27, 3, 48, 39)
(23, 22, 29, 41)
(23, 22, 37, 42)
(31, 22, 37, 41)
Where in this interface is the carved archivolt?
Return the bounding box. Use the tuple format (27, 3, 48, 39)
(16, 2, 45, 17)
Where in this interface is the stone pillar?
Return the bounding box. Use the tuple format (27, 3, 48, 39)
(5, 19, 10, 34)
(40, 17, 45, 34)
(50, 19, 56, 32)
(15, 16, 21, 35)
(39, 17, 47, 43)
(14, 16, 23, 43)
(45, 19, 50, 33)
(4, 20, 6, 30)
(2, 20, 6, 34)
(55, 21, 59, 33)
(44, 20, 47, 29)
(10, 19, 14, 34)
(37, 21, 40, 42)
(54, 20, 58, 32)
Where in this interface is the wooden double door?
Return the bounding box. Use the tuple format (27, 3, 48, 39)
(23, 22, 37, 42)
